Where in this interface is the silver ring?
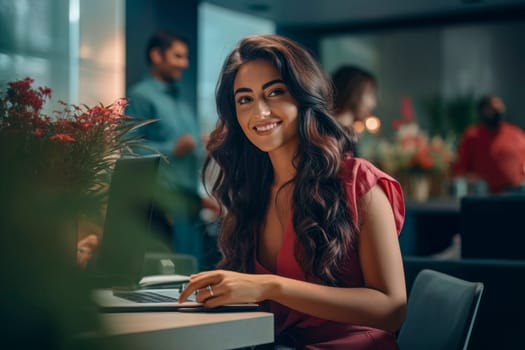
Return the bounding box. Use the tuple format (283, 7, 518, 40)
(207, 285, 214, 297)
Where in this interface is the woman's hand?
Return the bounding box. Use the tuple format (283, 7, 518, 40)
(178, 270, 275, 307)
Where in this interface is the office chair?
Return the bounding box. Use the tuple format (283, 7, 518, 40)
(397, 269, 484, 350)
(403, 256, 525, 349)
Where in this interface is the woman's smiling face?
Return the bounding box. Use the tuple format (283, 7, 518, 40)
(233, 59, 300, 154)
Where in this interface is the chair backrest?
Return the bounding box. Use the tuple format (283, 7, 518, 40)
(397, 269, 484, 350)
(460, 194, 525, 259)
(402, 256, 525, 349)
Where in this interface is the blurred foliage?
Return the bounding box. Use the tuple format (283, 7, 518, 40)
(0, 78, 160, 349)
(422, 93, 477, 143)
(0, 152, 104, 349)
(446, 94, 477, 138)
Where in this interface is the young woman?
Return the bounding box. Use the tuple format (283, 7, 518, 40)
(179, 34, 406, 349)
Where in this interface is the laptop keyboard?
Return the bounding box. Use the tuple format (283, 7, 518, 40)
(114, 291, 192, 303)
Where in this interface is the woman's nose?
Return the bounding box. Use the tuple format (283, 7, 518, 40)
(255, 100, 271, 118)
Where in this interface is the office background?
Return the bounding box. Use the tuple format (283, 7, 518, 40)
(1, 0, 524, 138)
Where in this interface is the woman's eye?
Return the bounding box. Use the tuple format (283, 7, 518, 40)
(237, 96, 252, 105)
(268, 88, 285, 97)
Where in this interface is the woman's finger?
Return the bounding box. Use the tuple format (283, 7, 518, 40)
(194, 283, 222, 303)
(202, 294, 230, 308)
(179, 274, 221, 302)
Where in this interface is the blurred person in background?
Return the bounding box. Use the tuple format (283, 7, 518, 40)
(126, 30, 215, 269)
(331, 65, 379, 153)
(453, 95, 525, 194)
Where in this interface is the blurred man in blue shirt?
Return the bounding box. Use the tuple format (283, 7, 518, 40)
(126, 31, 207, 267)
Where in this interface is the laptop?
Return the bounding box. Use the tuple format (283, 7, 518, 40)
(91, 155, 258, 312)
(91, 155, 201, 311)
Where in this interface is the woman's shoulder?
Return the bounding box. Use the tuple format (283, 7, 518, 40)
(340, 156, 405, 233)
(341, 156, 378, 171)
(340, 156, 397, 192)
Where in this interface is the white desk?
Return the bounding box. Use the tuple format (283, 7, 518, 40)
(100, 311, 274, 350)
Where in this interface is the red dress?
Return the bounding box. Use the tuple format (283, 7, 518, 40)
(255, 157, 405, 349)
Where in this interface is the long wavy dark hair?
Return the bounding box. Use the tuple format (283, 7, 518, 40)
(203, 34, 357, 286)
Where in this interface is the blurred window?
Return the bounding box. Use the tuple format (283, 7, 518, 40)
(197, 3, 275, 133)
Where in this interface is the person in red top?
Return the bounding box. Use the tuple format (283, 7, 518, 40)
(179, 34, 406, 349)
(454, 95, 525, 194)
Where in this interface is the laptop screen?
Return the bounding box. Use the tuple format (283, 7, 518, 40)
(92, 155, 161, 288)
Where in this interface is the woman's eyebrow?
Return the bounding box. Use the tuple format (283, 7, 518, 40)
(234, 87, 251, 96)
(262, 79, 284, 90)
(234, 79, 285, 97)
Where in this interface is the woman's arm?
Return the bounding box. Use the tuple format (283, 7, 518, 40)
(179, 184, 406, 332)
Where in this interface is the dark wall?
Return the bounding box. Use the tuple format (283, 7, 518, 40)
(276, 26, 321, 60)
(125, 0, 199, 111)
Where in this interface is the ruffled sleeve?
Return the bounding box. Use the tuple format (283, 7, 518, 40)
(340, 156, 405, 234)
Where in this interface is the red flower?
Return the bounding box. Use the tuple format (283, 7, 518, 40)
(1, 77, 155, 203)
(79, 122, 93, 130)
(110, 97, 128, 115)
(377, 98, 455, 175)
(38, 86, 52, 98)
(51, 133, 76, 142)
(410, 148, 434, 170)
(391, 119, 401, 130)
(400, 96, 415, 122)
(6, 77, 49, 112)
